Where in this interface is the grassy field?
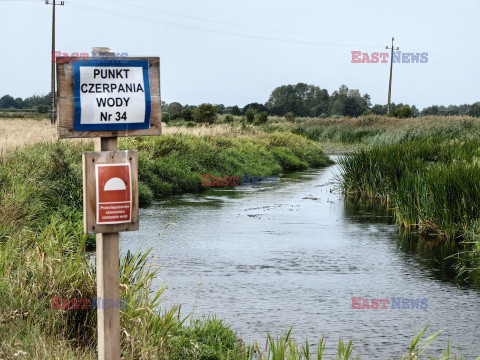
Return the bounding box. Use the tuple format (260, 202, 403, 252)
(0, 118, 267, 154)
(289, 114, 480, 146)
(0, 116, 476, 358)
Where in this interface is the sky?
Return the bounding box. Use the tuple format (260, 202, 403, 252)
(0, 0, 478, 109)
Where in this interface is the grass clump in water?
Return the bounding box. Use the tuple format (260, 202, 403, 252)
(339, 136, 480, 285)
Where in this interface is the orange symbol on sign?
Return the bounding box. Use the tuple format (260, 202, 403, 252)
(96, 164, 132, 224)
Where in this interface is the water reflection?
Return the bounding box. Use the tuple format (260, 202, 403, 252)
(120, 163, 480, 358)
(344, 195, 477, 286)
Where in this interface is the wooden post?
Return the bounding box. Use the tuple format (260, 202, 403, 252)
(386, 37, 399, 114)
(57, 55, 160, 360)
(95, 137, 120, 360)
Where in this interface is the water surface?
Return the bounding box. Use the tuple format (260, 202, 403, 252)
(121, 160, 480, 358)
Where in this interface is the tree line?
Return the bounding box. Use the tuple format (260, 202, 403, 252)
(162, 83, 480, 120)
(0, 93, 51, 113)
(3, 84, 480, 118)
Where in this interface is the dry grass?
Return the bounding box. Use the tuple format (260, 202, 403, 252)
(0, 119, 265, 154)
(162, 123, 263, 138)
(0, 118, 95, 155)
(303, 114, 480, 129)
(0, 119, 57, 153)
(4, 115, 475, 154)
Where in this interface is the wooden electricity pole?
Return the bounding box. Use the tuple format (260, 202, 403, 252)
(386, 37, 399, 114)
(45, 0, 64, 124)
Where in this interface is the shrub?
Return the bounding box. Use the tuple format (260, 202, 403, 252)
(244, 108, 256, 124)
(224, 114, 234, 123)
(138, 182, 154, 206)
(285, 112, 295, 122)
(388, 105, 413, 119)
(255, 111, 268, 125)
(162, 112, 171, 124)
(36, 104, 50, 114)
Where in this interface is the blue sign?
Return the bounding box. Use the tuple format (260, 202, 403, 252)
(73, 59, 151, 131)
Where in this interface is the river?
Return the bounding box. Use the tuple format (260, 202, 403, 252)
(120, 158, 480, 358)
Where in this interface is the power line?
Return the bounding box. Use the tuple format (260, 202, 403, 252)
(101, 0, 390, 40)
(65, 2, 480, 81)
(66, 2, 386, 48)
(9, 0, 480, 83)
(427, 59, 480, 78)
(397, 39, 480, 73)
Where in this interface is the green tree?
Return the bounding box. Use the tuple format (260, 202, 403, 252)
(15, 98, 24, 109)
(411, 105, 420, 117)
(328, 85, 369, 117)
(22, 93, 50, 109)
(162, 113, 171, 124)
(192, 103, 218, 124)
(224, 114, 234, 123)
(421, 105, 439, 116)
(468, 102, 480, 117)
(168, 102, 183, 116)
(266, 83, 329, 117)
(242, 102, 267, 114)
(0, 95, 17, 108)
(371, 104, 388, 115)
(231, 105, 241, 116)
(181, 107, 194, 121)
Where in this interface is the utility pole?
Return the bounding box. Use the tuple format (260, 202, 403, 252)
(386, 37, 399, 114)
(45, 0, 64, 125)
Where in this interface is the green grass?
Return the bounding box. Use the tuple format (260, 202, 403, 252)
(290, 115, 480, 147)
(0, 110, 49, 119)
(0, 132, 333, 359)
(120, 132, 332, 201)
(0, 133, 331, 247)
(0, 128, 476, 358)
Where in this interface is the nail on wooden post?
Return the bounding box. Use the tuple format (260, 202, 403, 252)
(95, 136, 120, 360)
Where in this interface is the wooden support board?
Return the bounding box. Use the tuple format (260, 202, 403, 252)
(56, 57, 161, 138)
(82, 150, 139, 234)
